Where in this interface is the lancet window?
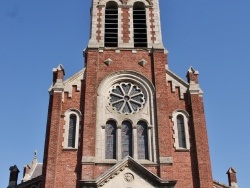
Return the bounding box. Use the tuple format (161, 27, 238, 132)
(105, 120, 117, 159)
(68, 114, 77, 148)
(177, 115, 187, 148)
(105, 1, 118, 47)
(121, 121, 133, 158)
(137, 121, 149, 160)
(172, 110, 190, 150)
(133, 2, 147, 47)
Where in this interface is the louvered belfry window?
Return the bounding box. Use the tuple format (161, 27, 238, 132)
(121, 121, 133, 158)
(137, 121, 149, 159)
(68, 114, 77, 148)
(177, 115, 187, 148)
(133, 2, 147, 48)
(105, 1, 118, 47)
(105, 120, 117, 159)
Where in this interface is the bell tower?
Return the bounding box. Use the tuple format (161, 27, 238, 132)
(88, 0, 164, 49)
(41, 0, 214, 188)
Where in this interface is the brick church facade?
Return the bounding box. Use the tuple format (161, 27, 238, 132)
(8, 0, 238, 188)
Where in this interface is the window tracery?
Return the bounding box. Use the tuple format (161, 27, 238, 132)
(96, 71, 157, 163)
(109, 82, 145, 114)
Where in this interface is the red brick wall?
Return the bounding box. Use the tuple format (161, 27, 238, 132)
(42, 49, 213, 188)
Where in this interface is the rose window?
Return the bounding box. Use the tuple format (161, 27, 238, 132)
(109, 82, 145, 114)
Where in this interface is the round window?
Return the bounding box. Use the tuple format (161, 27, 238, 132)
(108, 82, 145, 114)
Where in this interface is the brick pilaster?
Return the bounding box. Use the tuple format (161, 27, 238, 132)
(81, 50, 99, 180)
(187, 67, 213, 188)
(41, 65, 64, 188)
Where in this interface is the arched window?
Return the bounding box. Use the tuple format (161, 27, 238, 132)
(177, 115, 186, 148)
(63, 109, 82, 149)
(137, 121, 149, 160)
(121, 121, 133, 158)
(68, 114, 77, 148)
(105, 1, 118, 47)
(172, 110, 190, 150)
(105, 120, 117, 159)
(133, 2, 147, 48)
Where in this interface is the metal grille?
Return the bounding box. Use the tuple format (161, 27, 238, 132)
(109, 82, 145, 114)
(68, 114, 77, 148)
(121, 121, 132, 158)
(105, 2, 118, 47)
(137, 121, 149, 159)
(105, 121, 117, 159)
(177, 115, 187, 148)
(133, 2, 147, 48)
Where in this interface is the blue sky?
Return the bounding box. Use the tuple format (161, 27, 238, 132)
(0, 0, 249, 187)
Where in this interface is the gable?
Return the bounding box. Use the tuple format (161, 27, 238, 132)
(166, 69, 189, 99)
(62, 68, 85, 99)
(102, 167, 157, 188)
(81, 156, 176, 188)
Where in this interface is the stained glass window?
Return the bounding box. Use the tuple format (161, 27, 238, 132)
(68, 114, 77, 148)
(109, 82, 145, 114)
(121, 121, 133, 158)
(137, 121, 149, 159)
(177, 115, 187, 148)
(105, 121, 117, 159)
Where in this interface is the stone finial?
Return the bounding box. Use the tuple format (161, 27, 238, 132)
(227, 167, 238, 188)
(186, 67, 203, 96)
(187, 66, 199, 84)
(50, 64, 65, 93)
(32, 150, 38, 164)
(52, 64, 65, 83)
(8, 165, 20, 188)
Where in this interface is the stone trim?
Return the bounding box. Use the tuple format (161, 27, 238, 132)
(80, 156, 177, 188)
(62, 68, 85, 101)
(96, 71, 157, 163)
(166, 69, 188, 99)
(172, 110, 190, 150)
(62, 109, 82, 149)
(159, 157, 173, 165)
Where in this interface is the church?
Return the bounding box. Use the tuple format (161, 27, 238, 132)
(8, 0, 238, 188)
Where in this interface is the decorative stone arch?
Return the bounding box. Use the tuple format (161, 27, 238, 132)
(136, 118, 149, 126)
(121, 118, 135, 127)
(172, 109, 190, 150)
(127, 0, 153, 6)
(98, 0, 123, 6)
(62, 108, 82, 149)
(105, 118, 118, 125)
(96, 71, 157, 163)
